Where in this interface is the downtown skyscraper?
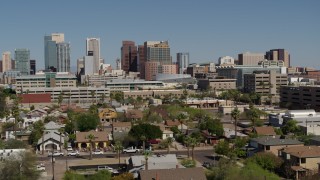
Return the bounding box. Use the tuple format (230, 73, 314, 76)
(57, 42, 71, 72)
(15, 49, 30, 75)
(86, 38, 100, 74)
(2, 51, 11, 72)
(121, 41, 138, 73)
(177, 52, 189, 74)
(44, 33, 64, 71)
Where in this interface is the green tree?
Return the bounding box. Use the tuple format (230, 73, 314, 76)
(199, 117, 224, 136)
(189, 137, 198, 160)
(246, 106, 263, 128)
(112, 173, 134, 180)
(88, 170, 112, 180)
(86, 134, 96, 160)
(58, 92, 64, 106)
(28, 121, 45, 148)
(11, 95, 22, 139)
(0, 151, 40, 180)
(184, 136, 192, 158)
(114, 141, 123, 167)
(4, 139, 27, 149)
(181, 159, 196, 168)
(129, 123, 162, 140)
(44, 116, 58, 123)
(231, 107, 241, 139)
(246, 152, 283, 172)
(76, 113, 99, 132)
(281, 120, 300, 135)
(177, 113, 187, 133)
(63, 170, 86, 180)
(215, 140, 232, 157)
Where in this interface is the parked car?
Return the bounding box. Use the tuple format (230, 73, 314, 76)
(67, 146, 73, 151)
(48, 151, 64, 157)
(148, 139, 161, 144)
(202, 161, 211, 168)
(67, 151, 79, 156)
(36, 164, 46, 171)
(123, 147, 140, 153)
(93, 150, 103, 155)
(97, 166, 119, 174)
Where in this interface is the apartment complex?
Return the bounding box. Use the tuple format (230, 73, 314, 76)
(15, 72, 77, 94)
(243, 70, 288, 95)
(280, 85, 320, 110)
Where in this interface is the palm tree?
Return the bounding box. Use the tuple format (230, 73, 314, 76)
(184, 136, 192, 158)
(58, 92, 64, 106)
(140, 135, 146, 152)
(189, 137, 198, 161)
(246, 106, 261, 129)
(90, 90, 96, 105)
(231, 107, 241, 139)
(143, 150, 152, 170)
(58, 128, 65, 152)
(177, 113, 187, 133)
(11, 95, 21, 139)
(86, 134, 96, 160)
(166, 137, 174, 154)
(114, 141, 123, 167)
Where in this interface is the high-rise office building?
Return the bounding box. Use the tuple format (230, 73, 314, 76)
(77, 58, 84, 74)
(116, 58, 121, 70)
(57, 42, 70, 72)
(30, 60, 36, 75)
(138, 45, 145, 79)
(121, 41, 138, 73)
(238, 52, 265, 65)
(265, 49, 290, 68)
(141, 41, 171, 80)
(86, 38, 100, 74)
(177, 52, 189, 74)
(15, 49, 30, 75)
(2, 51, 11, 72)
(145, 61, 160, 81)
(44, 33, 64, 70)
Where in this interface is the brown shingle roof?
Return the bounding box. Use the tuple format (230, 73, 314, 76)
(112, 122, 132, 128)
(254, 126, 276, 136)
(282, 146, 320, 158)
(125, 109, 143, 119)
(165, 120, 182, 127)
(139, 167, 206, 180)
(76, 130, 109, 143)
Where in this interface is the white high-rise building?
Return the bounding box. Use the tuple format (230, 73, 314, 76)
(177, 52, 189, 74)
(56, 42, 70, 72)
(218, 56, 235, 65)
(84, 56, 94, 75)
(2, 51, 11, 72)
(86, 38, 100, 74)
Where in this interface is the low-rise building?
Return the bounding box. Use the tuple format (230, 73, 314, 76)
(75, 130, 109, 150)
(249, 136, 303, 156)
(15, 72, 77, 94)
(98, 108, 117, 126)
(123, 90, 186, 100)
(197, 78, 236, 90)
(128, 154, 179, 170)
(105, 79, 164, 92)
(279, 146, 320, 179)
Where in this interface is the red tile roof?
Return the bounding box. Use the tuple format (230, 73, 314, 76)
(19, 94, 51, 103)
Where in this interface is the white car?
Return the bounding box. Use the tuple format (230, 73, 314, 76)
(123, 147, 140, 153)
(98, 166, 119, 174)
(36, 164, 46, 171)
(48, 151, 64, 157)
(92, 150, 103, 155)
(67, 151, 79, 156)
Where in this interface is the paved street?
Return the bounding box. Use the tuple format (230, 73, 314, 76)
(37, 147, 215, 179)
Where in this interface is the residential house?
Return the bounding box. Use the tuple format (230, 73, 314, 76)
(252, 126, 276, 136)
(249, 136, 304, 156)
(125, 109, 143, 121)
(99, 108, 117, 126)
(112, 122, 132, 140)
(44, 121, 65, 133)
(37, 131, 65, 151)
(139, 167, 206, 180)
(165, 120, 188, 131)
(162, 130, 174, 140)
(223, 127, 247, 139)
(75, 130, 109, 150)
(279, 146, 320, 179)
(201, 130, 219, 145)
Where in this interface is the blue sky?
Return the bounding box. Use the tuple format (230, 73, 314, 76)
(0, 0, 319, 72)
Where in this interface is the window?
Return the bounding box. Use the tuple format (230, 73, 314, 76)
(266, 146, 270, 150)
(301, 158, 306, 164)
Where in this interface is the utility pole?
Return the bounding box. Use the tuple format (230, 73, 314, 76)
(51, 146, 55, 180)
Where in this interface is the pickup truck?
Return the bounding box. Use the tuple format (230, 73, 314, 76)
(123, 147, 140, 153)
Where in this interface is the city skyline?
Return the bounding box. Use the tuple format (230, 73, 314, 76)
(0, 1, 319, 72)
